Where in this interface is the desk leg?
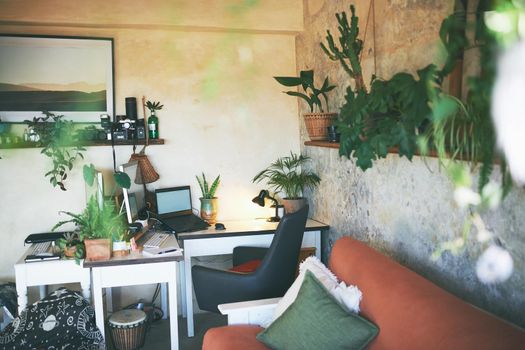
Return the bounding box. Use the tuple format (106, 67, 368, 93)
(168, 263, 179, 350)
(184, 253, 194, 337)
(39, 285, 47, 300)
(14, 266, 28, 314)
(80, 270, 91, 304)
(161, 283, 168, 319)
(91, 268, 106, 341)
(314, 230, 321, 259)
(179, 261, 186, 318)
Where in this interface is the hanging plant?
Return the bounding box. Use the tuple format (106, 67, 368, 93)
(25, 112, 85, 191)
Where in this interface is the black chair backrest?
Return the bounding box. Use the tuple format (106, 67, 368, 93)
(253, 205, 309, 296)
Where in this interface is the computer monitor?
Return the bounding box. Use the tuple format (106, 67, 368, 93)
(85, 170, 104, 209)
(119, 161, 146, 224)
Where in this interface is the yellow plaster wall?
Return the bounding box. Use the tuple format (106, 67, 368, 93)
(0, 1, 303, 306)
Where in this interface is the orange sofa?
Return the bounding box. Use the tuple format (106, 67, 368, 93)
(203, 237, 525, 350)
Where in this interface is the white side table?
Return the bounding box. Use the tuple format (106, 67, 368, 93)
(89, 258, 180, 350)
(14, 255, 91, 314)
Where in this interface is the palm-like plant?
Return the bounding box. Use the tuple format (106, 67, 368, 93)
(253, 152, 321, 199)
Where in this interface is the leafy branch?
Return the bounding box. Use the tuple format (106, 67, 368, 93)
(25, 112, 85, 191)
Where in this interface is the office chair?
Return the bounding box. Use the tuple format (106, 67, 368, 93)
(192, 205, 309, 313)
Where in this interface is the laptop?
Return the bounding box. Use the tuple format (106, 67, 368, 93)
(155, 186, 209, 233)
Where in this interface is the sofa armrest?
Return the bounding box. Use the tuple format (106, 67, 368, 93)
(218, 297, 281, 326)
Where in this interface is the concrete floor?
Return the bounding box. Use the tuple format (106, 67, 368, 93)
(107, 313, 227, 350)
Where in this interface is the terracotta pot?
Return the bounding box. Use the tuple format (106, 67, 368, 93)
(282, 198, 307, 214)
(63, 245, 78, 258)
(84, 238, 111, 261)
(303, 112, 337, 141)
(200, 197, 218, 224)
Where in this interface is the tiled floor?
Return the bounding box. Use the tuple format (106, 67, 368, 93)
(107, 313, 227, 350)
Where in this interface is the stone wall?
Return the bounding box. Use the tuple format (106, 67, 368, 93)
(298, 0, 525, 327)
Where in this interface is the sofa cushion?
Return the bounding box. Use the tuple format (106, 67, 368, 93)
(268, 256, 361, 327)
(329, 237, 525, 350)
(202, 325, 268, 350)
(256, 271, 378, 350)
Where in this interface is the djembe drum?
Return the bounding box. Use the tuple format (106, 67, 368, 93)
(108, 309, 147, 350)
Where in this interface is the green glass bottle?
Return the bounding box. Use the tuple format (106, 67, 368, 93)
(148, 112, 159, 139)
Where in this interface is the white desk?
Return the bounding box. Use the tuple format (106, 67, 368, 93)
(14, 251, 91, 315)
(85, 252, 182, 350)
(178, 218, 329, 337)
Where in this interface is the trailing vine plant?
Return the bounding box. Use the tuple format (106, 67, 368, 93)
(25, 112, 85, 191)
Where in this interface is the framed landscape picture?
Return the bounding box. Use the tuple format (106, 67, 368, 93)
(0, 35, 114, 122)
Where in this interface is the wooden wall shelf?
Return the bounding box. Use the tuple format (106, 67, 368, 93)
(0, 138, 165, 150)
(304, 141, 442, 158)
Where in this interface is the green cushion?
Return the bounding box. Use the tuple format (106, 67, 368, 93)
(256, 270, 379, 350)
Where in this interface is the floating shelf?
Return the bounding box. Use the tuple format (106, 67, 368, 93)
(0, 138, 165, 149)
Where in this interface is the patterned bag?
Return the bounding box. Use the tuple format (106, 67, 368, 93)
(0, 288, 104, 350)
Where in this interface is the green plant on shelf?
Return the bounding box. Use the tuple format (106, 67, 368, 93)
(145, 100, 164, 115)
(274, 70, 335, 113)
(24, 111, 85, 191)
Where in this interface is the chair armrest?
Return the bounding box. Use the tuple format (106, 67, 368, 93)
(218, 297, 281, 326)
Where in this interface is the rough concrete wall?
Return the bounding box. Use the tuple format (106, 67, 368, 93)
(298, 0, 525, 327)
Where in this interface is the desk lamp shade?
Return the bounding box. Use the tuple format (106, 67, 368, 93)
(252, 190, 268, 207)
(252, 190, 280, 222)
(129, 149, 159, 184)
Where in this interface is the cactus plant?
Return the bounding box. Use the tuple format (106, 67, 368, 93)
(321, 5, 366, 92)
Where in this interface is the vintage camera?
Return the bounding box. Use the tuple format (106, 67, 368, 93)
(136, 118, 146, 139)
(113, 115, 136, 140)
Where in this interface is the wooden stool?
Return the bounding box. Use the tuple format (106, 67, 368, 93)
(108, 309, 147, 350)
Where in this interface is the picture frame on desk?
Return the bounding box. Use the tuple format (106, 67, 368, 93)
(0, 34, 114, 122)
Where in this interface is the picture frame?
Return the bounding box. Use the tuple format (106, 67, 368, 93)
(0, 34, 114, 122)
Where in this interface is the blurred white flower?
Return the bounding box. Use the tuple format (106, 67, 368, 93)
(492, 39, 525, 185)
(453, 187, 481, 208)
(476, 245, 514, 284)
(480, 182, 502, 210)
(476, 229, 493, 243)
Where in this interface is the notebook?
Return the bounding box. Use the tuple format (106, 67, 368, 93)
(155, 186, 209, 233)
(142, 232, 183, 256)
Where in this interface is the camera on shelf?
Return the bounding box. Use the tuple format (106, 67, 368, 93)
(76, 126, 107, 141)
(113, 115, 136, 141)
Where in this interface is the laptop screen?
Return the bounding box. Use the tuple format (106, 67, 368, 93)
(156, 187, 192, 215)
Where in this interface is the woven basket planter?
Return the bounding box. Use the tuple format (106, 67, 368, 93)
(303, 112, 337, 141)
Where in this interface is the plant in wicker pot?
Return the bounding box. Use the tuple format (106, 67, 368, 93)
(274, 70, 336, 141)
(253, 152, 320, 214)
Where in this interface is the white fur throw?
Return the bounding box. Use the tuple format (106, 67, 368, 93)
(264, 256, 362, 327)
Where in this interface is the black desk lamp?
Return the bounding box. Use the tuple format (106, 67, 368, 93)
(252, 190, 280, 222)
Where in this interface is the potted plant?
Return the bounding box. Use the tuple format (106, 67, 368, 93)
(57, 232, 84, 260)
(253, 152, 321, 213)
(53, 196, 127, 261)
(274, 70, 336, 141)
(196, 173, 220, 224)
(145, 100, 163, 140)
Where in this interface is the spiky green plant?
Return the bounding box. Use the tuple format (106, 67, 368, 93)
(252, 152, 321, 199)
(196, 173, 220, 199)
